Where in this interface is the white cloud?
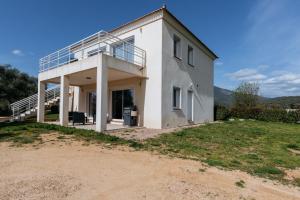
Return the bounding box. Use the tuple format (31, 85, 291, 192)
(286, 87, 299, 92)
(11, 49, 24, 56)
(227, 68, 266, 81)
(227, 67, 300, 97)
(263, 73, 300, 85)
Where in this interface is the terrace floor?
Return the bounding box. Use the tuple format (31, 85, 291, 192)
(46, 121, 126, 131)
(45, 121, 206, 140)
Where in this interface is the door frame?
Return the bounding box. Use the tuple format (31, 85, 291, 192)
(187, 90, 194, 122)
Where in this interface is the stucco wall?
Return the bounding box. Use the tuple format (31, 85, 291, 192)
(110, 19, 163, 129)
(161, 20, 214, 128)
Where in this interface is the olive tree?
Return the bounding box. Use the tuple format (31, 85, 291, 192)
(233, 82, 260, 109)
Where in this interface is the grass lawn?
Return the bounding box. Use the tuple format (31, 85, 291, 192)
(1, 119, 300, 185)
(0, 122, 141, 147)
(144, 120, 300, 184)
(44, 113, 59, 121)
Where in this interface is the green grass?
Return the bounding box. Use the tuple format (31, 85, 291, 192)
(45, 113, 59, 121)
(0, 121, 139, 148)
(143, 120, 300, 183)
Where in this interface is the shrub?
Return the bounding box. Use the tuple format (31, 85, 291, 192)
(256, 109, 285, 122)
(283, 111, 300, 123)
(226, 107, 300, 123)
(254, 166, 284, 176)
(214, 105, 230, 120)
(257, 109, 300, 123)
(230, 107, 262, 119)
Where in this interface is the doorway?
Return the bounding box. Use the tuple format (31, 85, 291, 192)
(112, 89, 134, 119)
(88, 92, 96, 117)
(187, 90, 193, 121)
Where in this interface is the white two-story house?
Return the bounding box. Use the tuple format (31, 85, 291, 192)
(37, 6, 218, 131)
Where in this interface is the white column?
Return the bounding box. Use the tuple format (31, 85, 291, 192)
(60, 75, 70, 126)
(73, 86, 80, 112)
(37, 81, 45, 122)
(96, 55, 108, 132)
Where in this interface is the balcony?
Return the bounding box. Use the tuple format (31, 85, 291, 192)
(39, 31, 146, 72)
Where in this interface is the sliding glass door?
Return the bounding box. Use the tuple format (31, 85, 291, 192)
(88, 92, 96, 117)
(112, 89, 134, 119)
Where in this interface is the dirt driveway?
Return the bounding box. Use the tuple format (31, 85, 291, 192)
(0, 133, 299, 200)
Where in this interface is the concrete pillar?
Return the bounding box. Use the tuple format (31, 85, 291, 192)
(96, 55, 108, 132)
(37, 81, 45, 122)
(73, 86, 80, 112)
(59, 75, 70, 126)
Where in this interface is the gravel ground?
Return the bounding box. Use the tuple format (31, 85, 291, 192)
(0, 133, 300, 200)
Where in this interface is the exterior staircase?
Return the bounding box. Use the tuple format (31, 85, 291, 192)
(10, 86, 60, 121)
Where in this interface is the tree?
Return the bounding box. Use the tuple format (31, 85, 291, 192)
(0, 64, 37, 115)
(233, 82, 260, 109)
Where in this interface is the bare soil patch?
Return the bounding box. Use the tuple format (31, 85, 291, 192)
(0, 133, 300, 200)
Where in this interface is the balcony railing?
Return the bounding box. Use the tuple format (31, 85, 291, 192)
(39, 31, 146, 72)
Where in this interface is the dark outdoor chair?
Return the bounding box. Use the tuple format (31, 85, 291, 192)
(69, 112, 74, 121)
(68, 112, 85, 125)
(72, 112, 85, 125)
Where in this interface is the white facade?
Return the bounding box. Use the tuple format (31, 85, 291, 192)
(37, 7, 217, 131)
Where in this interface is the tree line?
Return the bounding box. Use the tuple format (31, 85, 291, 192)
(215, 82, 300, 123)
(0, 64, 37, 115)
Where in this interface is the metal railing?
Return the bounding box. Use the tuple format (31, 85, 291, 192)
(39, 31, 146, 72)
(10, 87, 60, 119)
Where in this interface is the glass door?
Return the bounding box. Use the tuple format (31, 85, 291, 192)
(88, 92, 96, 117)
(112, 90, 123, 119)
(112, 89, 134, 119)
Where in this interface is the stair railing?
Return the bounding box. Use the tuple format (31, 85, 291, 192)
(10, 86, 60, 120)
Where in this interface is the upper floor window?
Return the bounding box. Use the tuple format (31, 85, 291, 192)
(173, 86, 181, 109)
(113, 37, 134, 62)
(173, 35, 181, 59)
(188, 45, 194, 66)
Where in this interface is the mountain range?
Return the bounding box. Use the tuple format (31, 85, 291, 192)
(214, 86, 300, 108)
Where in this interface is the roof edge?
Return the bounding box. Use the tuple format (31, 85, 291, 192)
(108, 7, 164, 34)
(108, 6, 218, 59)
(162, 8, 218, 59)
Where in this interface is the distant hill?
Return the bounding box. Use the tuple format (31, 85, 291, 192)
(214, 86, 300, 108)
(214, 86, 234, 106)
(263, 96, 300, 108)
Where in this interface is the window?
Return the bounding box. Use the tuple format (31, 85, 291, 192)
(113, 37, 134, 63)
(173, 87, 181, 109)
(124, 38, 134, 62)
(188, 45, 194, 66)
(173, 35, 181, 59)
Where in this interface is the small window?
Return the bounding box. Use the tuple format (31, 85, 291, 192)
(188, 45, 194, 66)
(173, 35, 181, 59)
(173, 87, 181, 109)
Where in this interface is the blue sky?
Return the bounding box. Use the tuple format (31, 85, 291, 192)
(1, 0, 300, 97)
